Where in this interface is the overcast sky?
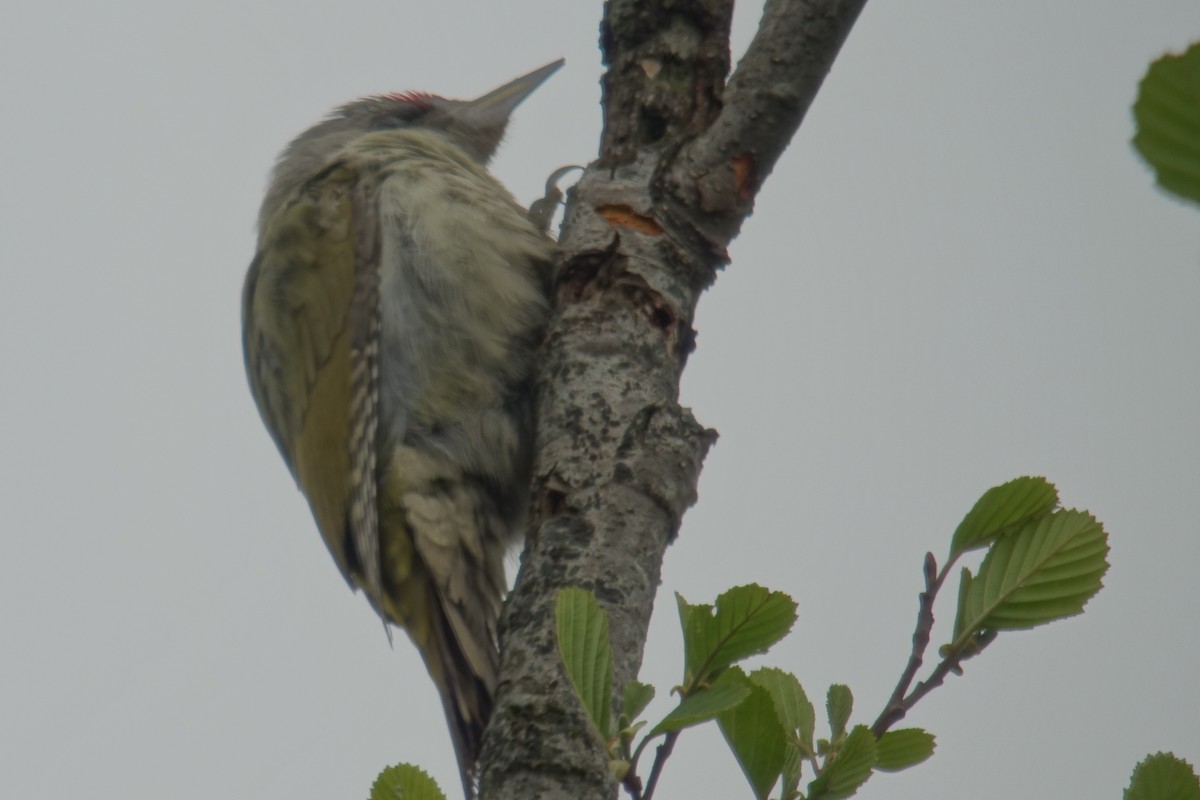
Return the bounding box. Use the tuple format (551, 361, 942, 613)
(2, 2, 1197, 799)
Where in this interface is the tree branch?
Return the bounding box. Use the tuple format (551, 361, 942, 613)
(480, 3, 867, 798)
(872, 553, 939, 736)
(872, 554, 999, 737)
(665, 0, 870, 248)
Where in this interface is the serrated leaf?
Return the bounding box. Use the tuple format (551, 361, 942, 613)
(1133, 43, 1200, 206)
(951, 509, 1110, 644)
(781, 744, 804, 800)
(826, 684, 853, 741)
(681, 585, 798, 686)
(1126, 752, 1200, 800)
(650, 671, 751, 735)
(370, 764, 446, 800)
(750, 667, 816, 750)
(808, 726, 877, 800)
(875, 728, 936, 772)
(556, 588, 613, 739)
(675, 591, 696, 635)
(674, 591, 703, 683)
(717, 668, 788, 800)
(622, 680, 655, 722)
(950, 476, 1058, 557)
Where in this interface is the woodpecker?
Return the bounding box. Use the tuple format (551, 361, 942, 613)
(242, 60, 562, 793)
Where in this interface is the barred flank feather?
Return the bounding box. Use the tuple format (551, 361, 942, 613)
(348, 179, 383, 600)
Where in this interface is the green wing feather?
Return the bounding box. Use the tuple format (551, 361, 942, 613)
(242, 165, 361, 581)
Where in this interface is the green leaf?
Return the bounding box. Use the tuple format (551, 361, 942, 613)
(954, 565, 974, 638)
(1126, 752, 1200, 800)
(622, 680, 655, 723)
(950, 476, 1058, 557)
(875, 728, 936, 772)
(1133, 43, 1200, 206)
(951, 509, 1110, 644)
(826, 684, 853, 741)
(555, 588, 613, 739)
(717, 668, 788, 800)
(675, 591, 696, 637)
(781, 743, 804, 800)
(808, 725, 877, 800)
(619, 719, 648, 749)
(370, 764, 446, 800)
(749, 667, 816, 750)
(680, 585, 798, 686)
(650, 671, 751, 735)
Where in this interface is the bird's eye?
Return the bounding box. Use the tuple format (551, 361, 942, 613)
(374, 106, 428, 129)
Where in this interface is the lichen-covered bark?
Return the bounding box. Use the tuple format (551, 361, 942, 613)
(479, 3, 868, 799)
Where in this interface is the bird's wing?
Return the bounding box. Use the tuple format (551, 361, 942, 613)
(242, 164, 380, 589)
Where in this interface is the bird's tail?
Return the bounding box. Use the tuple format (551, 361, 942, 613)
(377, 466, 511, 798)
(418, 596, 497, 797)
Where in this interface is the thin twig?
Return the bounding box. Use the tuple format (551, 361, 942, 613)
(898, 629, 999, 710)
(871, 547, 1002, 737)
(871, 552, 939, 736)
(622, 768, 644, 800)
(640, 731, 680, 800)
(622, 734, 652, 800)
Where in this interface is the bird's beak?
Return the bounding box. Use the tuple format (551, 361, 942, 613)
(453, 59, 564, 127)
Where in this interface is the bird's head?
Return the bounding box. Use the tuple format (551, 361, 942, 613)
(335, 58, 562, 164)
(259, 59, 563, 234)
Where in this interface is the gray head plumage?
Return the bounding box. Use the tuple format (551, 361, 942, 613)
(257, 60, 563, 235)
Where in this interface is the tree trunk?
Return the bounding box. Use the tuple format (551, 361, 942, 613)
(479, 2, 868, 798)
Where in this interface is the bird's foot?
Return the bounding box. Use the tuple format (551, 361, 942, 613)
(527, 165, 583, 234)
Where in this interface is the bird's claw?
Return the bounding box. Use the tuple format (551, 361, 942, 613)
(528, 165, 583, 234)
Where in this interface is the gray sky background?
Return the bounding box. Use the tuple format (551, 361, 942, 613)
(2, 2, 1197, 799)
